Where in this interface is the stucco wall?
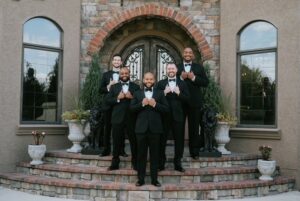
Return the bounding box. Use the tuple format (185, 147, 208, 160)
(0, 0, 81, 172)
(220, 0, 300, 188)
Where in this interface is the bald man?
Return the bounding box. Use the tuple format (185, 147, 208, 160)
(105, 67, 140, 171)
(130, 72, 169, 187)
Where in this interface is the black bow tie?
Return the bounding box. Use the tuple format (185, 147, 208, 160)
(184, 63, 191, 67)
(112, 71, 119, 74)
(121, 82, 128, 86)
(168, 79, 176, 82)
(144, 88, 152, 92)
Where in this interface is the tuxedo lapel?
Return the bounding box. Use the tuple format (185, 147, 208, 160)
(191, 63, 199, 73)
(115, 83, 122, 93)
(139, 90, 146, 100)
(152, 89, 158, 100)
(107, 70, 113, 80)
(178, 63, 184, 72)
(128, 82, 136, 93)
(163, 79, 168, 87)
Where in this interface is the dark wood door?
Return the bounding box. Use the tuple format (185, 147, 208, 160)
(121, 37, 181, 83)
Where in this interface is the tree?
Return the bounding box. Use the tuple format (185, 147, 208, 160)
(80, 55, 103, 110)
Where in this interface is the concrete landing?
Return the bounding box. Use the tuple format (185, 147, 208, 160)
(0, 187, 299, 201)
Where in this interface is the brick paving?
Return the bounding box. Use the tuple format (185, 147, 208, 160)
(0, 149, 295, 200)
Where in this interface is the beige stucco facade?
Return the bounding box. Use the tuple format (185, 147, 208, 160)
(0, 0, 81, 172)
(220, 0, 300, 188)
(0, 0, 299, 189)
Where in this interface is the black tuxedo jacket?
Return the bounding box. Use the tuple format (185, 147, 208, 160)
(100, 70, 116, 94)
(99, 70, 118, 111)
(156, 78, 190, 122)
(177, 62, 209, 108)
(105, 82, 140, 124)
(130, 89, 169, 134)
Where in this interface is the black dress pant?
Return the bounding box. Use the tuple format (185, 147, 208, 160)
(103, 109, 125, 153)
(136, 132, 160, 182)
(111, 121, 137, 167)
(159, 118, 185, 167)
(103, 110, 112, 152)
(184, 107, 204, 157)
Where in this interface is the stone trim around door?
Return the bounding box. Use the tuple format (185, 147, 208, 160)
(87, 3, 213, 61)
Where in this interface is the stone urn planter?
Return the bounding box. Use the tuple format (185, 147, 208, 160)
(214, 121, 231, 155)
(66, 120, 86, 153)
(28, 144, 46, 165)
(257, 159, 276, 181)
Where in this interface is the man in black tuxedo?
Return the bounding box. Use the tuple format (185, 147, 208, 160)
(99, 54, 127, 157)
(177, 47, 209, 159)
(105, 67, 140, 170)
(157, 63, 190, 172)
(130, 72, 169, 187)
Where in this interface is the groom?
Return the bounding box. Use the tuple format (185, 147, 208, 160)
(131, 72, 169, 187)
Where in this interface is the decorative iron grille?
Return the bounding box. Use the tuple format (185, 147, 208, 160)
(157, 47, 175, 80)
(124, 47, 143, 82)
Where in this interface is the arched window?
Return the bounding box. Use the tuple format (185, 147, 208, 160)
(237, 21, 277, 127)
(21, 17, 63, 123)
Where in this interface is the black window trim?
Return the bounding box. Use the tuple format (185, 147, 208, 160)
(236, 20, 278, 128)
(21, 16, 63, 124)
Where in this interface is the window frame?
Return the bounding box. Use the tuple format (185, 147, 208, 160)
(236, 20, 278, 128)
(21, 17, 63, 124)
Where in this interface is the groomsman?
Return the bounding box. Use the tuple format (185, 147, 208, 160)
(157, 63, 190, 172)
(99, 54, 127, 157)
(177, 47, 209, 159)
(130, 72, 169, 187)
(105, 67, 140, 170)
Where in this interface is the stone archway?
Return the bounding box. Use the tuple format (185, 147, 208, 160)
(87, 3, 213, 61)
(98, 18, 200, 68)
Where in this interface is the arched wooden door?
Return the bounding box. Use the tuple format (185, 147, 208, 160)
(121, 37, 181, 82)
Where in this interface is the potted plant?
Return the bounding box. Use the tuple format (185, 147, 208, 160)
(28, 130, 46, 165)
(62, 100, 90, 153)
(202, 64, 237, 155)
(257, 145, 276, 181)
(214, 92, 237, 155)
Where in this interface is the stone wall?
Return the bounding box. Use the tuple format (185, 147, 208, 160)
(80, 0, 220, 83)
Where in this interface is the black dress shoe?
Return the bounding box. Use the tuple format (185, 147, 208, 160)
(132, 163, 137, 171)
(135, 180, 145, 186)
(120, 151, 128, 157)
(100, 150, 111, 157)
(151, 181, 161, 187)
(107, 165, 119, 171)
(158, 166, 165, 171)
(174, 166, 185, 172)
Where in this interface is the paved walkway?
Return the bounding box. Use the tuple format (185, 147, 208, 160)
(0, 187, 299, 201)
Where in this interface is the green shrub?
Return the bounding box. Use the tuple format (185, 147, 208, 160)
(80, 55, 103, 110)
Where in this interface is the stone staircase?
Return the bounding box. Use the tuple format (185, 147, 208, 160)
(0, 147, 295, 200)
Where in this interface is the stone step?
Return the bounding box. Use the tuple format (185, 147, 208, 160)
(0, 173, 295, 200)
(17, 162, 260, 183)
(44, 150, 260, 168)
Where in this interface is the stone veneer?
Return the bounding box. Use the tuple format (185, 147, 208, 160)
(0, 150, 295, 200)
(80, 0, 220, 84)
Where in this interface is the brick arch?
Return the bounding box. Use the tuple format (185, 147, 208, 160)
(88, 4, 213, 61)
